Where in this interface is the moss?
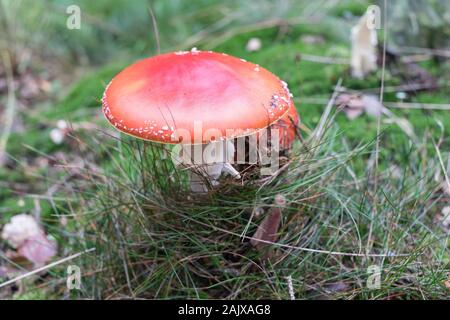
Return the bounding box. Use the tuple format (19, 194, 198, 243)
(47, 62, 128, 120)
(328, 0, 369, 18)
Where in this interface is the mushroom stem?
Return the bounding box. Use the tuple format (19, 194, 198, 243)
(175, 140, 241, 192)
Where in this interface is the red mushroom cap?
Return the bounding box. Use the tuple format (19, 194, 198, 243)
(102, 49, 296, 144)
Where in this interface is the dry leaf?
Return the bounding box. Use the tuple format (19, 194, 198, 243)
(1, 214, 57, 267)
(251, 195, 286, 250)
(344, 107, 365, 120)
(336, 94, 384, 120)
(363, 95, 383, 117)
(250, 207, 281, 249)
(18, 234, 57, 267)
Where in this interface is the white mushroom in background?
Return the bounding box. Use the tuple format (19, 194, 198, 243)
(350, 13, 378, 79)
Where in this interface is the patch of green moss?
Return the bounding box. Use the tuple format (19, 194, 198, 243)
(48, 62, 128, 120)
(328, 0, 369, 17)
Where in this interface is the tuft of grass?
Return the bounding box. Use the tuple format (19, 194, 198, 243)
(35, 106, 449, 300)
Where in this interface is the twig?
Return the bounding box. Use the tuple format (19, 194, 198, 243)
(398, 46, 450, 59)
(385, 102, 450, 111)
(0, 248, 96, 289)
(299, 53, 349, 65)
(299, 97, 450, 111)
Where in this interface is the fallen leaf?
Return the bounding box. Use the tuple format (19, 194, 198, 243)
(1, 214, 57, 267)
(18, 234, 57, 267)
(251, 195, 286, 250)
(335, 93, 384, 120)
(343, 107, 364, 120)
(251, 207, 281, 249)
(362, 95, 383, 117)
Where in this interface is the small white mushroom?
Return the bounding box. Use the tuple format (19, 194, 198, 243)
(350, 13, 378, 79)
(50, 128, 65, 145)
(246, 37, 262, 52)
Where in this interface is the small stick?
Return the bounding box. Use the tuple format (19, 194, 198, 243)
(0, 248, 96, 289)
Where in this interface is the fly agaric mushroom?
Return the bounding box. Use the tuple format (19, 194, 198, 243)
(102, 49, 298, 192)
